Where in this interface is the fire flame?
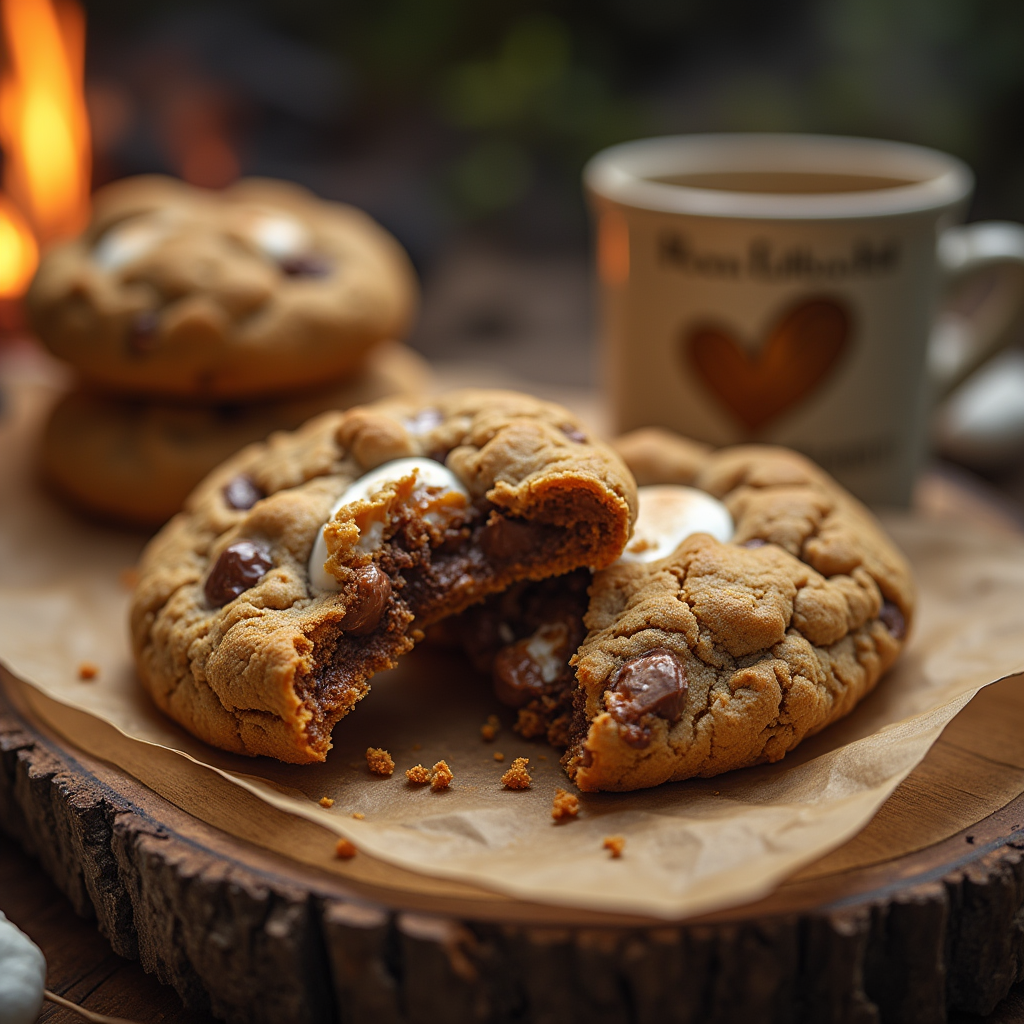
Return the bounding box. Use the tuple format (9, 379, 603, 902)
(0, 191, 37, 296)
(0, 0, 91, 300)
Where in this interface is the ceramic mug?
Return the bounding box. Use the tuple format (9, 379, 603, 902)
(586, 134, 1024, 505)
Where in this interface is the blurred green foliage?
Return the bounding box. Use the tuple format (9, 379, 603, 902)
(84, 0, 1024, 227)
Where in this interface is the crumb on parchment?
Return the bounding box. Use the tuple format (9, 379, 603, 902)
(335, 838, 357, 859)
(366, 747, 395, 776)
(501, 757, 531, 790)
(603, 836, 625, 858)
(318, 797, 334, 808)
(481, 714, 500, 741)
(493, 751, 505, 762)
(552, 788, 579, 822)
(352, 812, 365, 820)
(77, 662, 99, 680)
(406, 763, 431, 784)
(430, 760, 453, 791)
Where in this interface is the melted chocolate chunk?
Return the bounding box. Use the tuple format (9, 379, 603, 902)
(223, 474, 264, 511)
(493, 642, 549, 708)
(480, 515, 551, 563)
(560, 424, 587, 443)
(741, 537, 768, 549)
(127, 310, 160, 355)
(204, 541, 273, 607)
(279, 254, 332, 278)
(879, 600, 906, 640)
(339, 564, 392, 636)
(608, 648, 688, 727)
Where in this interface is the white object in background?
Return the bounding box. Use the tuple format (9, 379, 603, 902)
(934, 349, 1024, 467)
(0, 909, 46, 1024)
(249, 215, 311, 261)
(308, 458, 470, 593)
(619, 485, 734, 564)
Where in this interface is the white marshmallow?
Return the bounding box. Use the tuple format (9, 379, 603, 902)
(249, 215, 310, 261)
(93, 216, 170, 270)
(308, 458, 470, 593)
(619, 485, 734, 564)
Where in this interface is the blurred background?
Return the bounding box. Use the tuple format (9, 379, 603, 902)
(2, 0, 1024, 511)
(68, 0, 1024, 386)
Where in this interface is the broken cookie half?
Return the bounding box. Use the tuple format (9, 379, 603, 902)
(130, 389, 636, 763)
(453, 436, 915, 793)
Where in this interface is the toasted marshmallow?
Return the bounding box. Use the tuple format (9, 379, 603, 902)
(308, 457, 470, 593)
(619, 485, 733, 564)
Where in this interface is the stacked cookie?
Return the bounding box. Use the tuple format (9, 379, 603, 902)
(28, 175, 422, 526)
(129, 391, 915, 792)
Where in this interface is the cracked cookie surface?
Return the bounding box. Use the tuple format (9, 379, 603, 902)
(129, 390, 636, 763)
(28, 176, 417, 399)
(562, 430, 915, 791)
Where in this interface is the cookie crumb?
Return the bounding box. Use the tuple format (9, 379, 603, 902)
(411, 742, 422, 751)
(603, 835, 625, 858)
(366, 747, 395, 776)
(537, 754, 547, 761)
(352, 812, 365, 820)
(552, 788, 579, 822)
(481, 714, 500, 741)
(77, 662, 99, 680)
(334, 838, 357, 859)
(501, 757, 532, 790)
(118, 567, 140, 591)
(406, 763, 431, 784)
(430, 760, 453, 791)
(493, 751, 505, 762)
(318, 797, 334, 808)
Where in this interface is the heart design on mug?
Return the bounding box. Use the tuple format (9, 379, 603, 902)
(686, 298, 851, 432)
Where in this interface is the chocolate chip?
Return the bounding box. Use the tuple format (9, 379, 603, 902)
(480, 515, 551, 563)
(608, 648, 688, 728)
(339, 564, 392, 635)
(279, 254, 332, 278)
(741, 538, 768, 548)
(204, 541, 273, 607)
(127, 310, 160, 355)
(223, 475, 264, 511)
(879, 600, 906, 640)
(493, 643, 549, 708)
(560, 424, 587, 443)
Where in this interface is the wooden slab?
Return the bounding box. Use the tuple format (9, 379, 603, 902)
(2, 664, 1023, 1024)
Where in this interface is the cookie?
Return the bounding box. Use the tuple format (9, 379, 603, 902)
(40, 342, 430, 528)
(28, 176, 417, 400)
(453, 430, 914, 792)
(564, 435, 915, 791)
(129, 390, 637, 763)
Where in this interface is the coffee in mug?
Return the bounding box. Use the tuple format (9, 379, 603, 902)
(586, 134, 1024, 505)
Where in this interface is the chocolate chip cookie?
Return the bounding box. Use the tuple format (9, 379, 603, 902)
(28, 176, 417, 399)
(41, 342, 429, 527)
(130, 390, 637, 763)
(563, 432, 914, 791)
(452, 428, 914, 792)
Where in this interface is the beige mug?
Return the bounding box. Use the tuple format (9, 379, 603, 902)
(586, 134, 1024, 505)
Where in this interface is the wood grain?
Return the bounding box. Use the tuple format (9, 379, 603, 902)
(3, 668, 1023, 1023)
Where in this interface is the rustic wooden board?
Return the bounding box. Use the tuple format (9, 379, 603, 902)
(2, 666, 1023, 1024)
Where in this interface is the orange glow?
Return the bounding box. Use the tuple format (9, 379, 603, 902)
(0, 191, 37, 297)
(0, 0, 91, 246)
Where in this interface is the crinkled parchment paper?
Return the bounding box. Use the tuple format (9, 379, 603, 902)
(2, 366, 1024, 920)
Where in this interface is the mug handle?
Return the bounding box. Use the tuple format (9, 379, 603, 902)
(929, 221, 1024, 399)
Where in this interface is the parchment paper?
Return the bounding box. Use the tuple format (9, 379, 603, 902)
(3, 362, 1024, 920)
